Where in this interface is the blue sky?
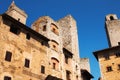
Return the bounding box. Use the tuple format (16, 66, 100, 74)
(1, 0, 120, 80)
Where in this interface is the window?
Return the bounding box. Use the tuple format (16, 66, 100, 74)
(104, 54, 110, 60)
(50, 23, 59, 35)
(66, 70, 71, 80)
(5, 51, 12, 62)
(53, 63, 56, 69)
(18, 18, 20, 21)
(51, 57, 59, 70)
(26, 33, 30, 40)
(65, 56, 69, 64)
(24, 58, 30, 68)
(115, 52, 120, 57)
(76, 65, 78, 71)
(10, 25, 20, 35)
(76, 75, 78, 80)
(106, 66, 112, 72)
(43, 25, 46, 31)
(110, 16, 114, 20)
(118, 64, 120, 70)
(4, 76, 11, 80)
(41, 65, 45, 74)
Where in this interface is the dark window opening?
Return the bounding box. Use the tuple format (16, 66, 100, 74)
(65, 56, 69, 64)
(41, 65, 45, 74)
(110, 16, 114, 20)
(76, 75, 78, 80)
(4, 76, 11, 80)
(115, 52, 120, 57)
(107, 66, 112, 72)
(10, 25, 20, 35)
(104, 54, 110, 60)
(43, 25, 46, 31)
(118, 64, 120, 70)
(26, 33, 31, 40)
(24, 58, 30, 68)
(18, 18, 20, 21)
(66, 70, 71, 80)
(53, 63, 56, 69)
(76, 65, 78, 71)
(5, 51, 12, 62)
(53, 45, 56, 48)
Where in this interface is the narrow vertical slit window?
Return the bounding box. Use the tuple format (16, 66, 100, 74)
(53, 63, 56, 69)
(41, 65, 45, 74)
(24, 58, 30, 68)
(5, 51, 12, 62)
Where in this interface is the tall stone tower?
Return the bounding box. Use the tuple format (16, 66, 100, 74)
(105, 14, 120, 47)
(6, 1, 27, 24)
(94, 14, 120, 80)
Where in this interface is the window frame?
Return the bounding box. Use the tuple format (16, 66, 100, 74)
(5, 51, 12, 62)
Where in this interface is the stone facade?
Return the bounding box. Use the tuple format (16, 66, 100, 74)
(0, 1, 93, 80)
(94, 14, 120, 80)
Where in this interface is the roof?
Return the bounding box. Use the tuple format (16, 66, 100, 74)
(93, 45, 120, 60)
(1, 13, 49, 43)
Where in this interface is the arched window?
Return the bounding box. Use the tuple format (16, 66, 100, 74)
(49, 40, 59, 51)
(51, 57, 59, 70)
(110, 16, 114, 20)
(50, 23, 59, 35)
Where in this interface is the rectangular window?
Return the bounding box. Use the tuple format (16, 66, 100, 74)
(53, 63, 56, 69)
(66, 70, 71, 80)
(26, 33, 31, 40)
(5, 51, 12, 62)
(24, 58, 30, 68)
(41, 65, 45, 74)
(107, 66, 112, 72)
(65, 56, 69, 64)
(4, 76, 11, 80)
(10, 25, 20, 35)
(104, 54, 110, 60)
(118, 64, 120, 70)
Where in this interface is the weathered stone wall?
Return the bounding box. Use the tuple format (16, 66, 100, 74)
(105, 14, 120, 47)
(0, 16, 50, 80)
(80, 58, 90, 72)
(97, 48, 120, 80)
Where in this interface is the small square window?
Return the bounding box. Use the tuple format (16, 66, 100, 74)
(41, 65, 45, 74)
(4, 76, 11, 80)
(24, 58, 30, 68)
(5, 51, 12, 62)
(10, 25, 20, 35)
(106, 66, 112, 72)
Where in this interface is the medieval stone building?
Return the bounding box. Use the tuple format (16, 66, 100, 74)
(94, 14, 120, 80)
(0, 1, 93, 80)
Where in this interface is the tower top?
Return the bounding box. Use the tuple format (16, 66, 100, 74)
(6, 1, 28, 24)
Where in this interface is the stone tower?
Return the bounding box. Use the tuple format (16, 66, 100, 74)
(105, 14, 120, 47)
(0, 1, 93, 80)
(6, 1, 27, 24)
(94, 14, 120, 80)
